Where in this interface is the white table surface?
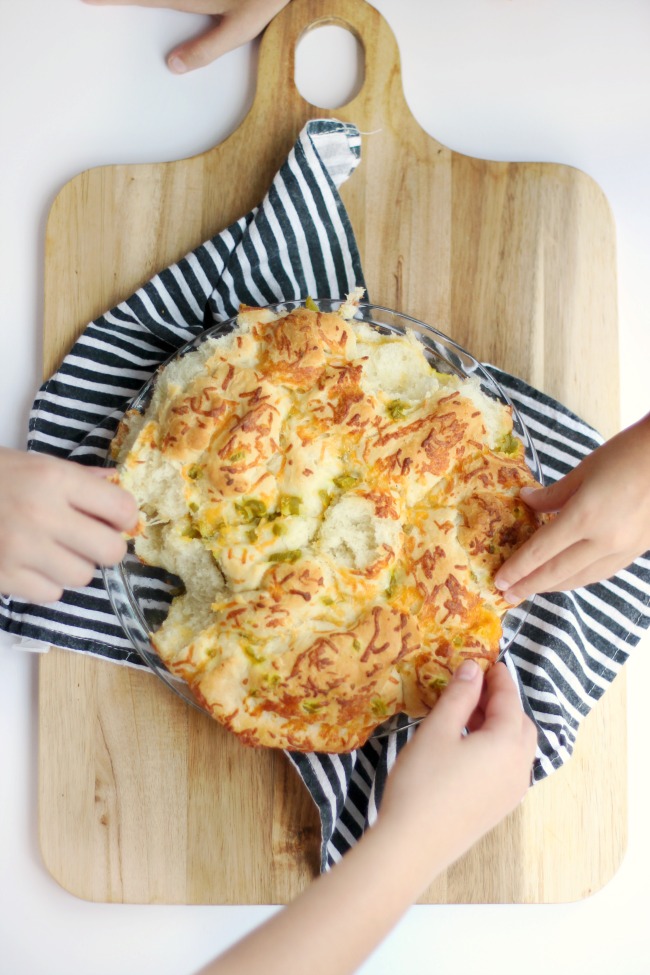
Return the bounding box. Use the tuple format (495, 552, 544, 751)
(2, 2, 650, 973)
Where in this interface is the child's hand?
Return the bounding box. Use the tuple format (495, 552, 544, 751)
(0, 447, 138, 602)
(494, 413, 650, 602)
(378, 661, 536, 868)
(82, 0, 291, 74)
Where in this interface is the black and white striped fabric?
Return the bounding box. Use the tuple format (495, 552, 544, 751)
(2, 119, 649, 871)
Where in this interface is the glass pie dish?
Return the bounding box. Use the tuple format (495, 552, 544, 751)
(102, 299, 542, 742)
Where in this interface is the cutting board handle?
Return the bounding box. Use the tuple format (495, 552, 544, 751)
(257, 0, 413, 128)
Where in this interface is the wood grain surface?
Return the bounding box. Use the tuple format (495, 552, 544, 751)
(39, 0, 625, 905)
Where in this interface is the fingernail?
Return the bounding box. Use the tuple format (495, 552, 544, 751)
(494, 576, 508, 591)
(520, 486, 537, 498)
(168, 55, 188, 74)
(502, 589, 522, 605)
(455, 659, 479, 681)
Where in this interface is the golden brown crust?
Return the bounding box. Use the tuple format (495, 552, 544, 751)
(116, 305, 544, 752)
(257, 308, 351, 389)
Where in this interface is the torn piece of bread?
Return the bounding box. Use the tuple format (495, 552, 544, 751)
(111, 297, 543, 752)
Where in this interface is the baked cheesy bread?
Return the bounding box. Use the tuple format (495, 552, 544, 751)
(111, 295, 543, 752)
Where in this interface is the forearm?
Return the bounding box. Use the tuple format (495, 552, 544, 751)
(196, 822, 446, 975)
(194, 662, 537, 975)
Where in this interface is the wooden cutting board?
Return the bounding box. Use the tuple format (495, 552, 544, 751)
(39, 0, 625, 905)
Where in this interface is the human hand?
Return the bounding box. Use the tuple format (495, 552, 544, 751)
(493, 412, 650, 602)
(192, 661, 535, 975)
(0, 447, 138, 602)
(378, 661, 536, 869)
(82, 0, 291, 74)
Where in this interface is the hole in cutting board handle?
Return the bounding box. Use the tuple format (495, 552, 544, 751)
(295, 24, 364, 109)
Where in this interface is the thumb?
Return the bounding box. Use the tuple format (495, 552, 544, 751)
(424, 659, 484, 738)
(519, 467, 583, 514)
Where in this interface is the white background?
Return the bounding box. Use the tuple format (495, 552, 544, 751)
(1, 1, 650, 973)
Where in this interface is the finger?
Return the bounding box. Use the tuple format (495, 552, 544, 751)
(0, 568, 64, 603)
(168, 2, 284, 72)
(28, 538, 98, 591)
(534, 550, 641, 593)
(167, 18, 247, 73)
(465, 702, 486, 734)
(500, 537, 601, 601)
(422, 659, 484, 739)
(494, 509, 584, 593)
(518, 467, 584, 514)
(53, 512, 128, 568)
(89, 467, 124, 490)
(464, 673, 490, 733)
(479, 663, 526, 735)
(68, 472, 138, 531)
(82, 0, 216, 10)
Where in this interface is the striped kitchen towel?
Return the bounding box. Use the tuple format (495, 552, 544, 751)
(2, 119, 649, 871)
